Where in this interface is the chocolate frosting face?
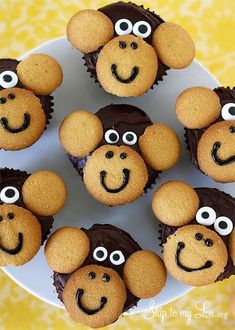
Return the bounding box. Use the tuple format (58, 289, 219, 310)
(0, 59, 54, 125)
(53, 224, 142, 312)
(186, 87, 235, 169)
(83, 1, 169, 85)
(160, 188, 235, 281)
(68, 104, 160, 190)
(0, 168, 53, 243)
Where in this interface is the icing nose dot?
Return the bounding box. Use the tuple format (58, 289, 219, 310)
(0, 97, 6, 104)
(0, 215, 2, 221)
(105, 151, 114, 159)
(205, 239, 213, 247)
(229, 126, 235, 133)
(7, 213, 14, 220)
(131, 42, 138, 49)
(120, 152, 127, 159)
(195, 233, 203, 241)
(103, 273, 110, 282)
(119, 41, 127, 49)
(88, 272, 96, 280)
(8, 93, 15, 100)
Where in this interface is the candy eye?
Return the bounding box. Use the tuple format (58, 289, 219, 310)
(122, 131, 137, 145)
(104, 129, 119, 144)
(93, 246, 108, 262)
(0, 186, 20, 204)
(214, 216, 233, 236)
(221, 103, 235, 121)
(196, 206, 216, 226)
(110, 250, 125, 265)
(0, 71, 18, 88)
(115, 18, 132, 35)
(133, 21, 152, 38)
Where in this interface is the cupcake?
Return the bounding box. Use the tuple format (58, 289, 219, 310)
(66, 1, 195, 97)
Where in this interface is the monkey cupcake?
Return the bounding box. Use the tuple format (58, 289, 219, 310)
(66, 1, 195, 97)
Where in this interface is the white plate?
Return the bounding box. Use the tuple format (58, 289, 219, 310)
(1, 36, 232, 314)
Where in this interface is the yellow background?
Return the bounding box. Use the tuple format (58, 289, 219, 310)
(0, 0, 235, 329)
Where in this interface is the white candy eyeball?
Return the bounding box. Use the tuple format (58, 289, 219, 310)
(115, 19, 133, 35)
(0, 186, 20, 204)
(104, 129, 119, 144)
(122, 131, 137, 145)
(0, 71, 18, 88)
(214, 216, 233, 236)
(93, 246, 108, 262)
(133, 21, 152, 38)
(221, 103, 235, 121)
(196, 206, 216, 226)
(110, 250, 125, 265)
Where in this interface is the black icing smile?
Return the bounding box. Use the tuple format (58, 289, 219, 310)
(0, 232, 23, 255)
(76, 289, 107, 315)
(211, 142, 235, 166)
(100, 168, 130, 193)
(176, 242, 212, 272)
(0, 113, 30, 133)
(111, 64, 139, 83)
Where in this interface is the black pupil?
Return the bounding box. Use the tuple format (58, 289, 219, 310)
(109, 133, 118, 142)
(120, 22, 128, 31)
(3, 74, 12, 83)
(228, 106, 235, 116)
(5, 189, 15, 198)
(219, 221, 228, 229)
(96, 250, 104, 258)
(201, 211, 209, 219)
(112, 253, 120, 261)
(126, 134, 134, 141)
(139, 24, 148, 34)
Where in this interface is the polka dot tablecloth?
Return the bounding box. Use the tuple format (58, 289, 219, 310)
(0, 1, 235, 329)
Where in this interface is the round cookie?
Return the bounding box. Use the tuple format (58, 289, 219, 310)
(17, 54, 63, 95)
(22, 171, 67, 216)
(229, 229, 235, 266)
(152, 181, 200, 226)
(59, 111, 103, 158)
(197, 121, 235, 183)
(163, 224, 228, 286)
(45, 227, 90, 273)
(152, 22, 195, 69)
(83, 145, 148, 206)
(67, 10, 114, 54)
(139, 123, 181, 170)
(229, 292, 235, 318)
(123, 251, 166, 299)
(0, 204, 41, 266)
(63, 264, 127, 328)
(0, 88, 46, 150)
(96, 35, 158, 97)
(176, 87, 221, 129)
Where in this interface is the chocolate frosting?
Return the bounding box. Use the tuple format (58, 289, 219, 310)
(160, 188, 235, 281)
(0, 168, 53, 243)
(83, 1, 169, 86)
(0, 59, 54, 126)
(68, 104, 160, 191)
(53, 223, 142, 312)
(185, 87, 235, 169)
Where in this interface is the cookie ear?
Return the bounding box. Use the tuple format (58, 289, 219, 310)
(67, 9, 114, 53)
(175, 87, 222, 129)
(124, 251, 166, 299)
(139, 124, 181, 170)
(152, 22, 195, 69)
(152, 180, 200, 226)
(17, 54, 63, 95)
(59, 111, 104, 157)
(22, 171, 67, 217)
(45, 227, 90, 273)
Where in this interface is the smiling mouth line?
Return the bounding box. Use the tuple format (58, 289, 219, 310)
(100, 168, 130, 193)
(176, 242, 212, 272)
(0, 113, 31, 133)
(76, 289, 107, 315)
(211, 141, 235, 166)
(111, 64, 139, 84)
(0, 232, 23, 255)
